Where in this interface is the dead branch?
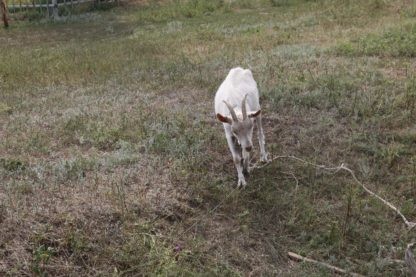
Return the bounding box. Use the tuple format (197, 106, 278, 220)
(338, 164, 416, 229)
(288, 251, 364, 276)
(253, 155, 416, 229)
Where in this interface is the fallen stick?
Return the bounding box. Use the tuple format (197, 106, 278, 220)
(288, 251, 364, 277)
(253, 155, 416, 229)
(255, 155, 416, 275)
(338, 164, 416, 230)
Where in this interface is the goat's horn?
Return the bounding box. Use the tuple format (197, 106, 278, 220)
(242, 94, 248, 120)
(223, 100, 238, 121)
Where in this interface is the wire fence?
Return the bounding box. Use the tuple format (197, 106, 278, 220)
(6, 0, 120, 19)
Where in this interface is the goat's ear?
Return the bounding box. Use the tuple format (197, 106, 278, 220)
(216, 113, 232, 124)
(248, 110, 261, 118)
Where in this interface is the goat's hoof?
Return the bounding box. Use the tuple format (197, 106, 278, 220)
(260, 152, 269, 163)
(237, 179, 247, 188)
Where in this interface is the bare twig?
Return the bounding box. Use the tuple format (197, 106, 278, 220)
(338, 164, 416, 230)
(282, 171, 299, 192)
(256, 154, 416, 275)
(288, 251, 364, 276)
(253, 155, 416, 229)
(380, 258, 405, 265)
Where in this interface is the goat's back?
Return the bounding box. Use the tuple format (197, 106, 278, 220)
(214, 67, 260, 115)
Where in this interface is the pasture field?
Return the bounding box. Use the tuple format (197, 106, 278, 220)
(1, 0, 416, 275)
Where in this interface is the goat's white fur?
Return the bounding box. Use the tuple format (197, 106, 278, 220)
(215, 67, 268, 187)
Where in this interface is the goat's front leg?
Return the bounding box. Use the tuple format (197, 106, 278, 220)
(224, 128, 246, 187)
(242, 149, 250, 177)
(256, 114, 268, 162)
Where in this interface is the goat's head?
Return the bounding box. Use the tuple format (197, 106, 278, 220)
(216, 95, 261, 152)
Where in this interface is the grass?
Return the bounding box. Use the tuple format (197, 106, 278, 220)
(1, 0, 416, 275)
(335, 23, 416, 57)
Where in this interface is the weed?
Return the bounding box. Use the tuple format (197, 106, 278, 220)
(0, 158, 26, 172)
(0, 102, 12, 114)
(54, 158, 95, 182)
(32, 245, 55, 275)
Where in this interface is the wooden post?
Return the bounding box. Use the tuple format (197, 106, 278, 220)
(0, 0, 9, 28)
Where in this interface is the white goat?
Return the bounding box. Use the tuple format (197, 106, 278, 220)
(215, 67, 268, 187)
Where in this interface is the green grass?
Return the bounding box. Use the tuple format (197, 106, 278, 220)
(335, 23, 416, 57)
(1, 0, 416, 275)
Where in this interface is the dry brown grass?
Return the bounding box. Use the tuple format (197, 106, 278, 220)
(1, 0, 416, 275)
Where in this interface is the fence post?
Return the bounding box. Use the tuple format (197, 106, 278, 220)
(0, 0, 8, 27)
(51, 0, 58, 19)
